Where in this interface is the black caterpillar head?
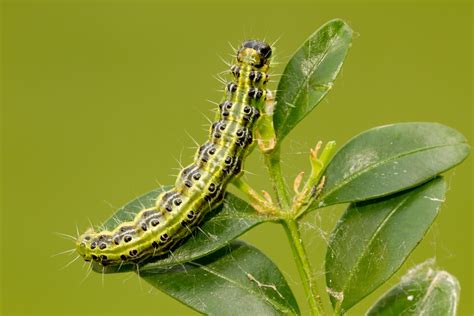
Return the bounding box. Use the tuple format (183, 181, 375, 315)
(237, 40, 272, 68)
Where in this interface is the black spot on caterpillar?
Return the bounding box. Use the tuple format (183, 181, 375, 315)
(76, 40, 272, 266)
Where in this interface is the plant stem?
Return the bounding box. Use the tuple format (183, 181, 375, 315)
(264, 146, 325, 315)
(264, 148, 291, 209)
(283, 219, 324, 316)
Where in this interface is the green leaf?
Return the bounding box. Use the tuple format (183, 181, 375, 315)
(92, 186, 271, 273)
(325, 177, 446, 313)
(318, 123, 469, 206)
(142, 240, 300, 316)
(367, 259, 460, 316)
(274, 19, 353, 142)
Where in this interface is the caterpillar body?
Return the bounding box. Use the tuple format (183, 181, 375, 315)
(76, 40, 272, 266)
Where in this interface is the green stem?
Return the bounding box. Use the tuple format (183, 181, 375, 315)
(263, 145, 325, 315)
(283, 219, 324, 316)
(264, 148, 291, 209)
(231, 177, 277, 215)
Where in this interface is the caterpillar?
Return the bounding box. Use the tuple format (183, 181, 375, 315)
(76, 40, 272, 266)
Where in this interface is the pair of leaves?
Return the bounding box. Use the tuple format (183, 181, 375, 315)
(93, 187, 299, 314)
(317, 123, 468, 314)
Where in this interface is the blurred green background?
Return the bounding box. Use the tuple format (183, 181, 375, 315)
(1, 0, 472, 315)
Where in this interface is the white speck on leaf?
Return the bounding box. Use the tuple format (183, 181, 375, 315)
(326, 287, 344, 302)
(345, 149, 379, 178)
(423, 196, 445, 202)
(300, 55, 322, 76)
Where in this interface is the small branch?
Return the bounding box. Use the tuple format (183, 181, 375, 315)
(264, 148, 291, 210)
(292, 141, 336, 218)
(282, 219, 325, 316)
(231, 177, 278, 215)
(256, 93, 290, 209)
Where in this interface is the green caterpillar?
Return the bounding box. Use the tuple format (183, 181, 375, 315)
(76, 40, 272, 266)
